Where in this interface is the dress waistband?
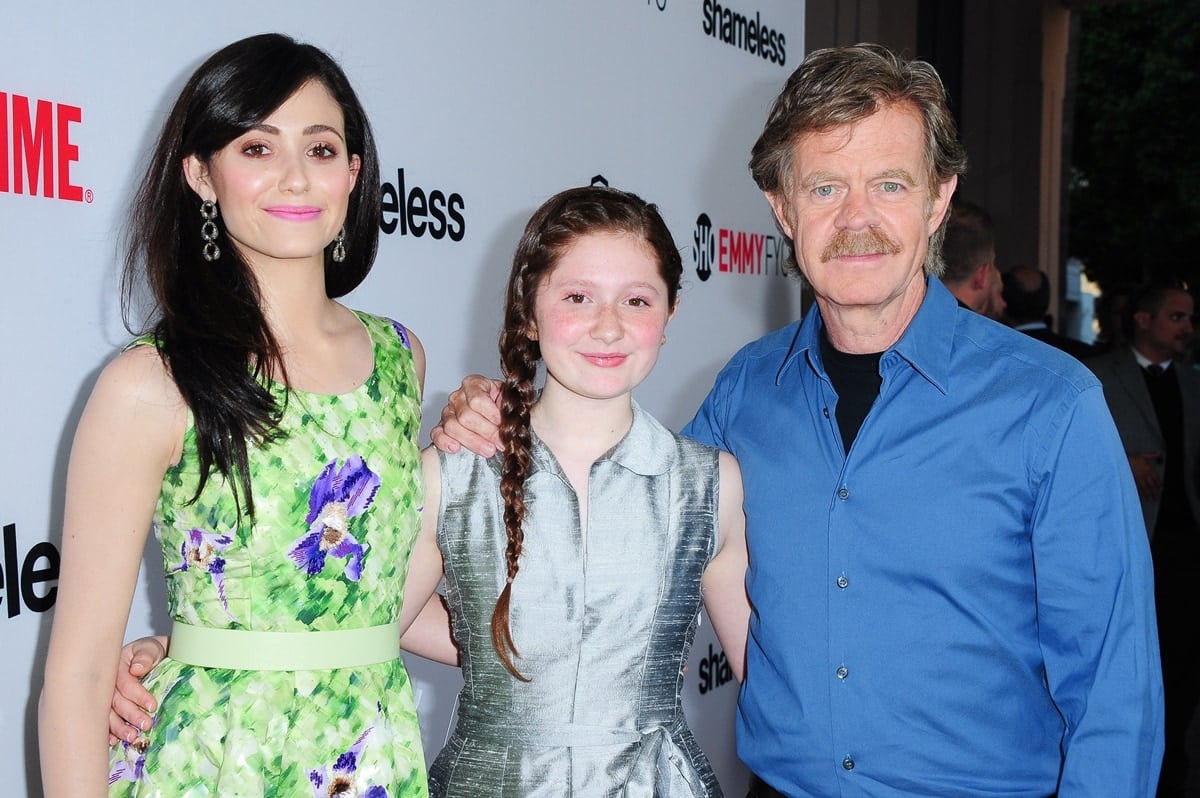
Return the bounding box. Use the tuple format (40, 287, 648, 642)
(168, 621, 401, 671)
(455, 713, 684, 747)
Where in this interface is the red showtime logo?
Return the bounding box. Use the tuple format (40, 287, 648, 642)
(0, 91, 85, 202)
(692, 212, 785, 281)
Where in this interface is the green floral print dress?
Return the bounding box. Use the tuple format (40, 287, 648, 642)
(108, 313, 428, 798)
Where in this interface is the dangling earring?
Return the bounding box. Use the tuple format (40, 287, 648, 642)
(331, 228, 346, 263)
(200, 200, 220, 262)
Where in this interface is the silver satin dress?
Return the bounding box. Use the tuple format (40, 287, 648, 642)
(428, 401, 724, 797)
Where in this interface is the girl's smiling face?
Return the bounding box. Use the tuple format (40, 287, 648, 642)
(532, 231, 674, 406)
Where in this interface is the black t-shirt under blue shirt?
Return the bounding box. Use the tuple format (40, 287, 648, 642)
(820, 330, 883, 454)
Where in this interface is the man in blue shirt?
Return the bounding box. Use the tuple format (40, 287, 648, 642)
(433, 44, 1163, 797)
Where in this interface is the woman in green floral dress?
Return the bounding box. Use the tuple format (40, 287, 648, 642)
(39, 34, 430, 798)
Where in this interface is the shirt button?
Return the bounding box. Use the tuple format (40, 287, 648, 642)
(823, 407, 830, 418)
(836, 666, 849, 679)
(836, 575, 849, 589)
(838, 487, 850, 500)
(843, 755, 855, 771)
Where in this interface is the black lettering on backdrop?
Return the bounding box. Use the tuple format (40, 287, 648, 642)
(1, 522, 59, 618)
(379, 168, 466, 242)
(697, 643, 735, 694)
(701, 0, 786, 66)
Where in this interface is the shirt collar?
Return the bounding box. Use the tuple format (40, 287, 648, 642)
(778, 276, 954, 394)
(521, 398, 676, 478)
(1131, 347, 1172, 371)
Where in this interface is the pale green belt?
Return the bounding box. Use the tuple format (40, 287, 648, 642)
(169, 621, 401, 671)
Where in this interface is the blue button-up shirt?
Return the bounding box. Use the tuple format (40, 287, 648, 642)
(683, 279, 1163, 797)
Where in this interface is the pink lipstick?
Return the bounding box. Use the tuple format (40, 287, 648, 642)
(265, 205, 322, 222)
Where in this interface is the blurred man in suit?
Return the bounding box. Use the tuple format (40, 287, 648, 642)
(1003, 265, 1096, 359)
(1089, 282, 1200, 796)
(939, 199, 1005, 319)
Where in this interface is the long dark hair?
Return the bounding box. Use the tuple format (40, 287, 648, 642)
(492, 185, 683, 680)
(120, 33, 381, 517)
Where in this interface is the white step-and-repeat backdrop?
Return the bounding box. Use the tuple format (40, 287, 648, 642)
(1, 2, 803, 793)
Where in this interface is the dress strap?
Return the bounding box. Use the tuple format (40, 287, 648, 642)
(169, 621, 400, 671)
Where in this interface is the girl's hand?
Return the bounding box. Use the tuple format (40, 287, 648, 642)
(107, 636, 167, 745)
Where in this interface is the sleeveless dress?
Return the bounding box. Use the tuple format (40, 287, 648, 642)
(428, 401, 724, 797)
(108, 312, 428, 798)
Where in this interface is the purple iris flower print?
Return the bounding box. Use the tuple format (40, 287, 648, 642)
(108, 737, 150, 786)
(308, 708, 388, 798)
(389, 318, 412, 350)
(289, 455, 380, 581)
(173, 526, 235, 619)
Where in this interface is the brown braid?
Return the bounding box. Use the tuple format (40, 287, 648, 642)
(491, 323, 539, 681)
(489, 185, 684, 681)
